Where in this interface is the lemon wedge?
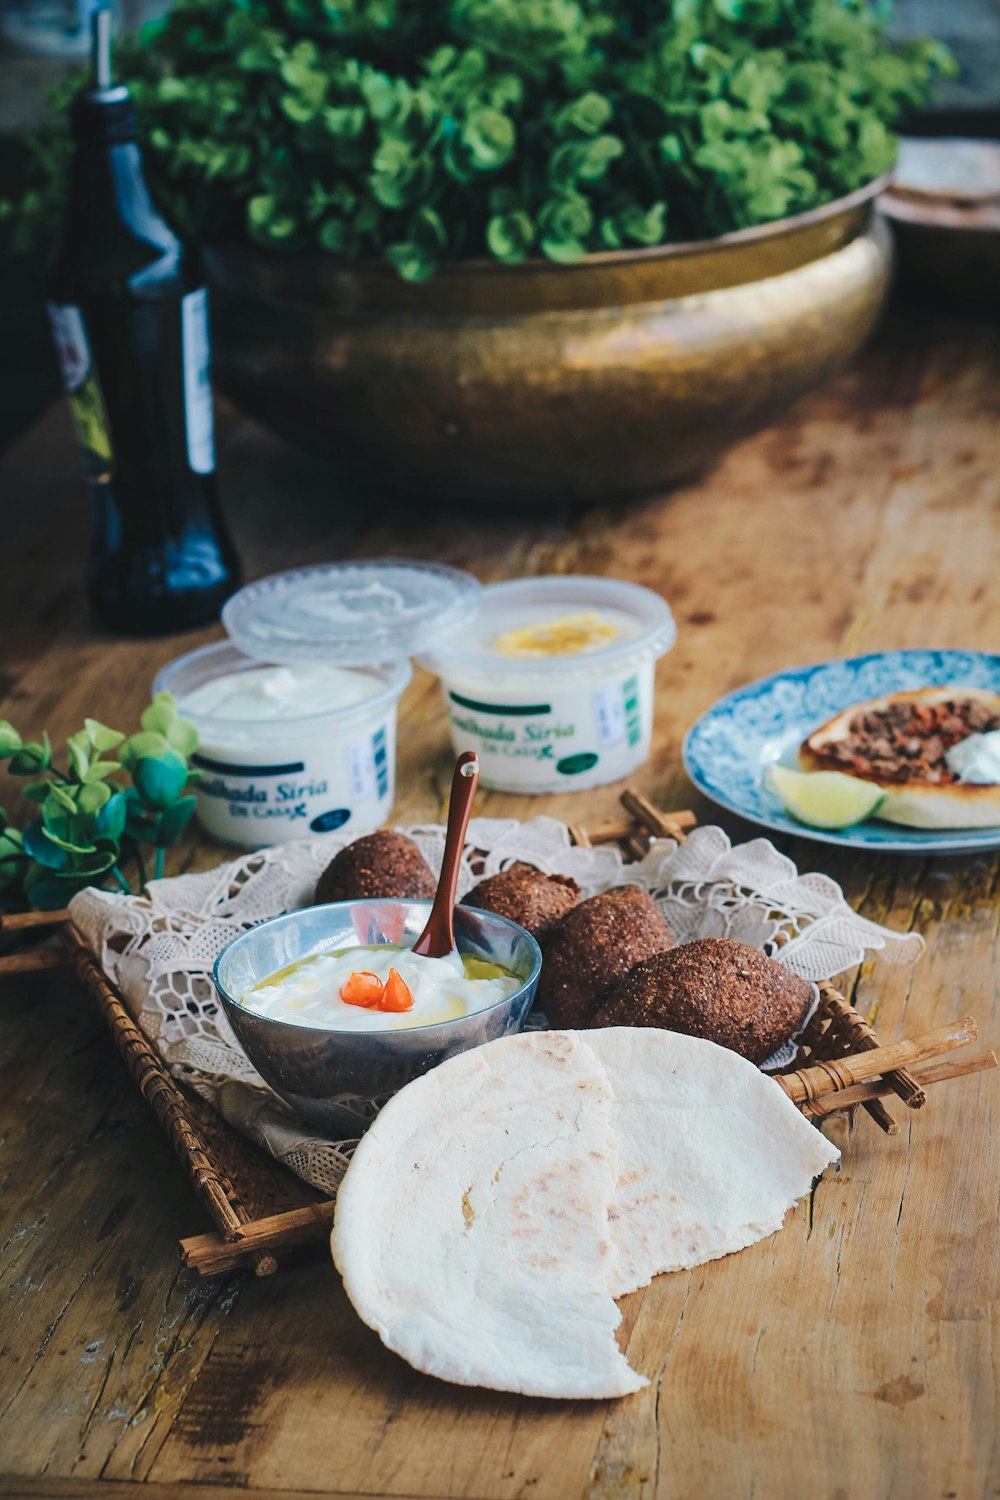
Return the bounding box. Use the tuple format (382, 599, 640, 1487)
(494, 611, 619, 659)
(766, 766, 885, 830)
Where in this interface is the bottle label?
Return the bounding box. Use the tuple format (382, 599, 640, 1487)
(181, 287, 216, 475)
(47, 302, 114, 483)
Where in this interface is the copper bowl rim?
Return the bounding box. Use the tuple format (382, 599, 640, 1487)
(208, 174, 890, 280)
(403, 173, 888, 276)
(205, 175, 891, 314)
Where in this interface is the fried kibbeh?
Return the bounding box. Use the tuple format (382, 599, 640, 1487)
(592, 937, 812, 1064)
(314, 830, 437, 905)
(463, 864, 580, 940)
(538, 885, 675, 1029)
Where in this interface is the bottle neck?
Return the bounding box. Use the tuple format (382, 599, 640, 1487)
(69, 136, 151, 229)
(60, 129, 185, 295)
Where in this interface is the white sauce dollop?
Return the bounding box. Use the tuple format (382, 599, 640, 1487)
(240, 944, 520, 1031)
(945, 730, 1000, 785)
(180, 663, 381, 722)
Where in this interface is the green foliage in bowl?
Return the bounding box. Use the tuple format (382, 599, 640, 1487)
(4, 0, 953, 280)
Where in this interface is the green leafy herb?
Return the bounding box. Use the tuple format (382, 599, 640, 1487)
(0, 693, 200, 910)
(1, 0, 955, 279)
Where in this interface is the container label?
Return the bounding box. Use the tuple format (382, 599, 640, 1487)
(623, 673, 642, 748)
(190, 717, 394, 845)
(557, 752, 600, 776)
(348, 738, 376, 802)
(447, 695, 579, 771)
(371, 725, 390, 799)
(47, 302, 114, 483)
(181, 288, 215, 474)
(592, 683, 626, 747)
(445, 669, 649, 793)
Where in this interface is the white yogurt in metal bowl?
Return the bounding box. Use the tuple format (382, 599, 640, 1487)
(213, 899, 543, 1132)
(242, 943, 520, 1031)
(419, 576, 676, 793)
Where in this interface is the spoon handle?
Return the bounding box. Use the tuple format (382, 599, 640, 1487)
(411, 751, 480, 959)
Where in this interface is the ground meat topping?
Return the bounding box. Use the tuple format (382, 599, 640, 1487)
(824, 698, 1000, 784)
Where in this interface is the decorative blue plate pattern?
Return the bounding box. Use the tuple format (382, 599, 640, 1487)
(683, 650, 1000, 855)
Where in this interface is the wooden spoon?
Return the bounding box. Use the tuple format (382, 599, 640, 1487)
(411, 751, 480, 959)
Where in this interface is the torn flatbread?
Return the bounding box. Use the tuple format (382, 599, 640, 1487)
(332, 1028, 838, 1398)
(587, 1027, 840, 1295)
(332, 1029, 645, 1399)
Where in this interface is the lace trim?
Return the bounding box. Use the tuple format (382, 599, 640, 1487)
(69, 820, 921, 1195)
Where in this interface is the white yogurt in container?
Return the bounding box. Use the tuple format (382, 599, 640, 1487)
(154, 560, 479, 847)
(419, 576, 676, 793)
(155, 643, 408, 845)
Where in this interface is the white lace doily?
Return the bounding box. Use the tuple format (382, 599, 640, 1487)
(69, 819, 922, 1197)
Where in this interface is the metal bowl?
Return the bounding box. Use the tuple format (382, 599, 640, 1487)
(205, 177, 893, 506)
(213, 899, 542, 1133)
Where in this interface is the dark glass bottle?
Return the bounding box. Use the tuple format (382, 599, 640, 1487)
(47, 10, 239, 635)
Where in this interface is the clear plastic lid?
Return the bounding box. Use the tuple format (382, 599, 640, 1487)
(222, 559, 481, 667)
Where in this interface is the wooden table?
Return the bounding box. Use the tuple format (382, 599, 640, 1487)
(2, 314, 998, 1500)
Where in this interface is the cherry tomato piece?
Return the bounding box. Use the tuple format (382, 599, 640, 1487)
(340, 971, 385, 1008)
(381, 968, 414, 1012)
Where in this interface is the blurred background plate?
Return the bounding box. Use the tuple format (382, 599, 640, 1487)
(880, 137, 1000, 316)
(683, 649, 1000, 856)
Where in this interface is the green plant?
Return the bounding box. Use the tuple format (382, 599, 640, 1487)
(2, 0, 954, 279)
(0, 693, 200, 911)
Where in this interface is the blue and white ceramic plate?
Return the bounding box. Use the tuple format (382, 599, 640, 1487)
(683, 649, 1000, 856)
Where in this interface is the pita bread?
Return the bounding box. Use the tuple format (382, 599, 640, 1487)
(589, 1028, 840, 1295)
(332, 1029, 645, 1399)
(332, 1028, 839, 1398)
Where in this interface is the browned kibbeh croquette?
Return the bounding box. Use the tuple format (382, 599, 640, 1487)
(463, 863, 580, 940)
(314, 829, 437, 905)
(591, 937, 813, 1064)
(538, 884, 675, 1028)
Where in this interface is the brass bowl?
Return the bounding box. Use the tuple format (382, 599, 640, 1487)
(205, 178, 892, 505)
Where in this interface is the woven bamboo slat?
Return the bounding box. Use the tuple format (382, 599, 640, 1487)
(0, 946, 69, 973)
(180, 1202, 336, 1276)
(4, 792, 993, 1276)
(805, 982, 927, 1108)
(69, 941, 320, 1277)
(798, 1050, 997, 1119)
(776, 1016, 977, 1108)
(769, 932, 925, 1132)
(0, 906, 73, 931)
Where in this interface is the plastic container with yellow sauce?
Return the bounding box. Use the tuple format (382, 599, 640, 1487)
(419, 576, 676, 793)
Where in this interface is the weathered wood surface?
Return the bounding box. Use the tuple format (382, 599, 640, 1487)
(1, 314, 998, 1499)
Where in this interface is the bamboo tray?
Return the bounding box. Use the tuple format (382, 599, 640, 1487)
(2, 789, 994, 1278)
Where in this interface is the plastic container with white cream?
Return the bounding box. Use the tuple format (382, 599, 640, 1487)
(155, 560, 478, 847)
(155, 642, 408, 845)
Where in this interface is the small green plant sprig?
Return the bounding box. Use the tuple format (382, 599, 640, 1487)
(0, 693, 200, 912)
(1, 0, 955, 280)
